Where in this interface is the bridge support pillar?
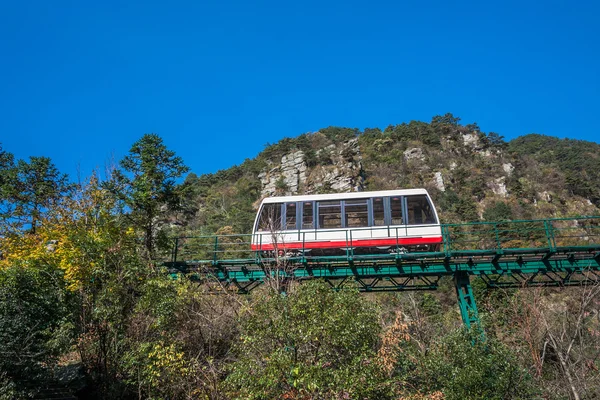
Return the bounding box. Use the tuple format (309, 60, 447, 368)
(454, 271, 480, 329)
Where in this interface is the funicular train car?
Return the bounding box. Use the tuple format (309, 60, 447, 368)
(251, 189, 442, 255)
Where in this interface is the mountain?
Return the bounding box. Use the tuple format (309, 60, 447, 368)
(176, 114, 600, 235)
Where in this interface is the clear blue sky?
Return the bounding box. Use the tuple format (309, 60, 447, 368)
(1, 0, 598, 180)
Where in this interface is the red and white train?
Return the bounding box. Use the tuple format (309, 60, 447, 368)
(251, 189, 442, 255)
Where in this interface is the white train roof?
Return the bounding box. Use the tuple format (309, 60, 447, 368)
(261, 188, 431, 204)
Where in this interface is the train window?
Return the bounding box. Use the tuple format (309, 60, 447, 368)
(345, 199, 369, 227)
(390, 197, 404, 225)
(406, 195, 436, 225)
(318, 201, 342, 229)
(258, 203, 282, 231)
(302, 202, 314, 229)
(372, 198, 385, 226)
(285, 202, 297, 230)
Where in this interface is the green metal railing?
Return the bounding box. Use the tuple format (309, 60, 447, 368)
(170, 216, 600, 265)
(166, 216, 600, 329)
(173, 233, 255, 264)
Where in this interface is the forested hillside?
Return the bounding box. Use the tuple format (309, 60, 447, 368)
(177, 113, 600, 235)
(0, 115, 599, 399)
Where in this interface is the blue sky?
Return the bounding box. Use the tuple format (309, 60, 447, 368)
(1, 0, 598, 180)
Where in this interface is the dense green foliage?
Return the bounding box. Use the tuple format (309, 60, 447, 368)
(509, 134, 600, 206)
(411, 330, 537, 399)
(226, 281, 392, 399)
(0, 156, 70, 234)
(0, 266, 70, 398)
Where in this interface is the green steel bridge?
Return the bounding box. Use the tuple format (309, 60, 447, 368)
(165, 216, 600, 328)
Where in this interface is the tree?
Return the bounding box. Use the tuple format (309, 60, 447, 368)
(510, 281, 600, 400)
(105, 134, 189, 259)
(122, 275, 241, 399)
(0, 266, 70, 398)
(486, 132, 507, 150)
(226, 280, 393, 399)
(405, 329, 539, 399)
(0, 145, 14, 191)
(483, 201, 513, 222)
(431, 113, 461, 126)
(318, 126, 359, 142)
(1, 156, 69, 234)
(54, 176, 149, 397)
(0, 145, 16, 234)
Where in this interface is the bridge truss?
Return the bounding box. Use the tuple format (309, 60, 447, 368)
(165, 216, 600, 328)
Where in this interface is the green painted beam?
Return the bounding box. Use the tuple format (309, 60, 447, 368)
(167, 257, 600, 282)
(454, 271, 480, 328)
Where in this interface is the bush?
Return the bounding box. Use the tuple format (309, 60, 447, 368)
(0, 266, 70, 396)
(225, 280, 394, 399)
(483, 201, 513, 222)
(407, 329, 539, 399)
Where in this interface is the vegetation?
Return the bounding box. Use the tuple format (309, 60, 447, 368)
(0, 116, 599, 398)
(226, 281, 392, 399)
(104, 133, 190, 258)
(0, 156, 70, 234)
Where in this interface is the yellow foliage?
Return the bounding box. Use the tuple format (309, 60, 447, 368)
(0, 176, 135, 291)
(140, 342, 191, 390)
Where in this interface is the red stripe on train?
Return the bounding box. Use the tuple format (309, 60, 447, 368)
(250, 236, 443, 251)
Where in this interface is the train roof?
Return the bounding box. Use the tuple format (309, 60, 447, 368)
(260, 188, 431, 204)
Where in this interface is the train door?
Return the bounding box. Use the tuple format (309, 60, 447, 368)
(389, 195, 407, 243)
(344, 198, 370, 245)
(404, 195, 439, 239)
(299, 201, 317, 249)
(281, 202, 299, 248)
(315, 200, 344, 244)
(370, 197, 388, 240)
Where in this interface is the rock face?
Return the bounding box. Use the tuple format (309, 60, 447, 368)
(489, 177, 508, 197)
(462, 133, 481, 148)
(502, 163, 514, 176)
(461, 132, 492, 155)
(403, 147, 425, 161)
(433, 171, 445, 192)
(259, 138, 363, 197)
(258, 150, 308, 196)
(539, 191, 552, 203)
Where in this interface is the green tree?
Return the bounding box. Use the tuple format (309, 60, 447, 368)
(431, 113, 461, 126)
(105, 133, 189, 259)
(0, 145, 14, 190)
(0, 266, 70, 398)
(0, 145, 16, 234)
(486, 132, 507, 150)
(319, 126, 359, 142)
(1, 156, 70, 234)
(226, 280, 392, 399)
(406, 329, 539, 399)
(483, 201, 513, 222)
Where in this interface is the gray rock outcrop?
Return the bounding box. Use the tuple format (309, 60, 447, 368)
(258, 138, 363, 197)
(403, 147, 425, 161)
(489, 177, 508, 197)
(433, 171, 445, 192)
(258, 150, 307, 196)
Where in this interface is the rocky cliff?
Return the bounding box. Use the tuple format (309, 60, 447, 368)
(258, 138, 363, 197)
